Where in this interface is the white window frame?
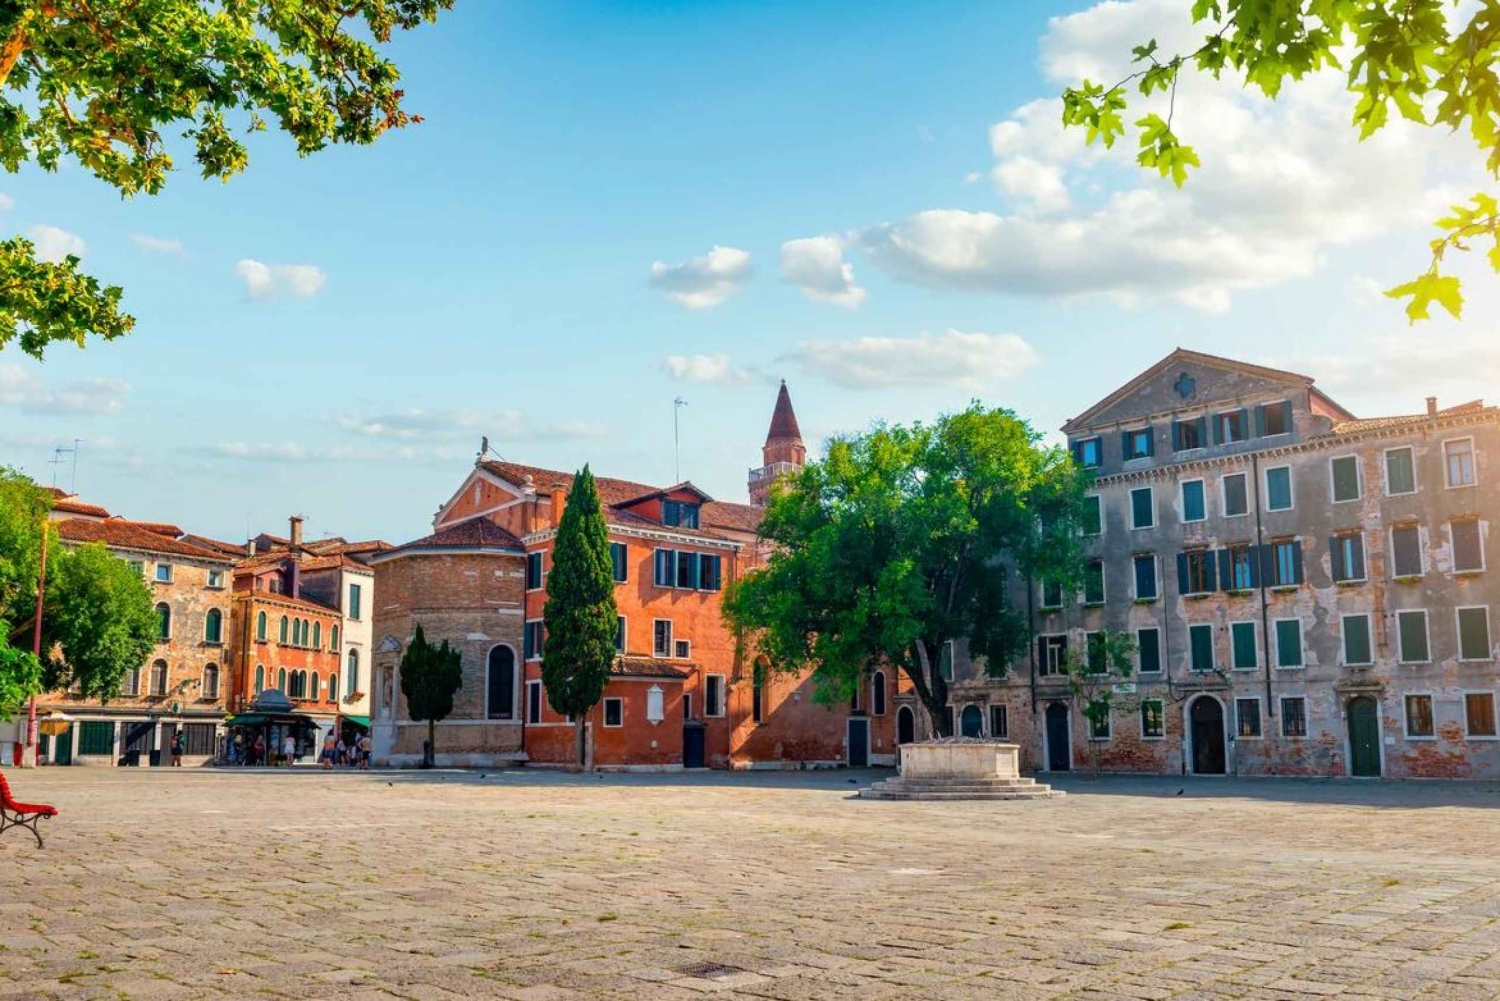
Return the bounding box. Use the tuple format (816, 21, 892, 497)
(1082, 494, 1103, 537)
(1273, 617, 1304, 670)
(1139, 698, 1165, 741)
(1131, 553, 1159, 602)
(206, 569, 225, 589)
(524, 619, 544, 662)
(603, 697, 624, 728)
(1328, 454, 1362, 504)
(154, 562, 173, 583)
(1383, 445, 1419, 497)
(1332, 532, 1368, 584)
(526, 679, 542, 724)
(1280, 696, 1309, 738)
(1449, 519, 1486, 574)
(1263, 464, 1295, 512)
(1463, 690, 1498, 739)
(1456, 605, 1493, 663)
(1038, 634, 1068, 676)
(1219, 471, 1250, 518)
(1180, 477, 1208, 524)
(1402, 692, 1436, 741)
(525, 551, 544, 592)
(1216, 410, 1247, 444)
(201, 663, 219, 700)
(1229, 620, 1259, 671)
(1136, 627, 1162, 674)
(704, 674, 726, 718)
(1396, 609, 1431, 664)
(1444, 436, 1478, 489)
(673, 638, 692, 660)
(1389, 523, 1424, 579)
(1130, 486, 1155, 530)
(1340, 613, 1374, 667)
(652, 618, 674, 659)
(1235, 696, 1264, 740)
(1039, 579, 1064, 611)
(1188, 622, 1215, 673)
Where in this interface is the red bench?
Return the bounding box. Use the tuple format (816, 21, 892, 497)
(0, 771, 56, 848)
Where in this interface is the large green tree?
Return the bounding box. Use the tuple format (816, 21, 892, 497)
(724, 405, 1090, 738)
(541, 467, 618, 769)
(40, 541, 156, 701)
(0, 0, 452, 359)
(1060, 0, 1500, 322)
(399, 623, 462, 768)
(0, 468, 50, 717)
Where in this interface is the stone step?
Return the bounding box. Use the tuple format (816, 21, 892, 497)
(867, 779, 1042, 793)
(859, 788, 1065, 801)
(876, 776, 1040, 787)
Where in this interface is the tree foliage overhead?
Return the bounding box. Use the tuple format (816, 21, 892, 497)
(1060, 0, 1500, 322)
(0, 0, 452, 359)
(399, 622, 462, 767)
(724, 404, 1091, 738)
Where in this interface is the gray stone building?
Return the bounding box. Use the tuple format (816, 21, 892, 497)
(942, 348, 1500, 779)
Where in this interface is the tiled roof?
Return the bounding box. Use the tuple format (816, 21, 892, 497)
(180, 534, 250, 557)
(612, 658, 692, 680)
(45, 490, 111, 519)
(381, 517, 526, 557)
(766, 380, 802, 443)
(238, 588, 341, 615)
(55, 519, 234, 561)
(127, 521, 184, 538)
(305, 539, 393, 557)
(298, 554, 376, 573)
(1323, 401, 1496, 438)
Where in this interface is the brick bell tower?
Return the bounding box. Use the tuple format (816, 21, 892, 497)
(749, 380, 806, 507)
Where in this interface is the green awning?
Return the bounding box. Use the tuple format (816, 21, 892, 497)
(225, 714, 267, 726)
(341, 715, 371, 729)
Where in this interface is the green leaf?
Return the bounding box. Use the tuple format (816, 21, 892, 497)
(1386, 273, 1463, 323)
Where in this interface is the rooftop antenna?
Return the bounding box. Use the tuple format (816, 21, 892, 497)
(673, 396, 688, 483)
(48, 440, 78, 491)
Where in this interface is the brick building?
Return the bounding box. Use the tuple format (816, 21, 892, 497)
(371, 383, 881, 769)
(943, 349, 1500, 779)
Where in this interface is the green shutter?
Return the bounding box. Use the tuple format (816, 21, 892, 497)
(1231, 622, 1257, 668)
(1276, 619, 1303, 666)
(1343, 615, 1372, 665)
(1138, 628, 1161, 672)
(1458, 608, 1491, 660)
(1398, 611, 1429, 662)
(1190, 625, 1214, 671)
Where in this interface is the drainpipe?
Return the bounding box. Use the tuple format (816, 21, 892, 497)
(1253, 453, 1274, 721)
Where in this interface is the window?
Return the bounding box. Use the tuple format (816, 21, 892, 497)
(1179, 549, 1215, 595)
(279, 615, 288, 644)
(674, 639, 691, 659)
(1040, 580, 1064, 610)
(202, 663, 219, 699)
(662, 500, 700, 528)
(1264, 466, 1293, 511)
(331, 625, 339, 650)
(348, 583, 362, 620)
(310, 672, 320, 700)
(1281, 697, 1308, 737)
(1230, 621, 1257, 670)
(603, 697, 623, 728)
(1216, 410, 1247, 444)
(1137, 628, 1161, 673)
(312, 622, 321, 649)
(1275, 618, 1303, 668)
(1085, 631, 1107, 673)
(1445, 438, 1477, 487)
(269, 578, 283, 594)
(1258, 400, 1291, 437)
(256, 611, 267, 642)
(1037, 634, 1068, 676)
(254, 664, 264, 693)
(128, 560, 145, 577)
(1189, 623, 1214, 672)
(524, 619, 545, 661)
(653, 619, 673, 658)
(683, 693, 693, 720)
(1465, 692, 1497, 737)
(287, 670, 303, 699)
(653, 549, 722, 590)
(526, 552, 544, 590)
(1451, 519, 1484, 572)
(1089, 707, 1110, 740)
(1331, 533, 1366, 583)
(1082, 495, 1102, 536)
(751, 663, 767, 723)
(277, 667, 286, 692)
(155, 562, 173, 583)
(327, 673, 337, 702)
(1133, 554, 1158, 601)
(487, 646, 515, 720)
(1130, 487, 1154, 529)
(150, 659, 168, 697)
(526, 680, 542, 724)
(1083, 559, 1105, 605)
(871, 671, 886, 716)
(1385, 446, 1417, 495)
(615, 615, 626, 655)
(705, 674, 725, 717)
(1181, 479, 1206, 522)
(646, 685, 665, 723)
(989, 704, 1008, 738)
(1073, 437, 1102, 468)
(1140, 699, 1164, 738)
(1458, 607, 1492, 661)
(155, 602, 171, 641)
(78, 721, 115, 756)
(1329, 455, 1361, 503)
(1123, 427, 1153, 460)
(124, 665, 141, 696)
(610, 542, 628, 583)
(1404, 695, 1435, 738)
(1271, 539, 1302, 587)
(1342, 614, 1373, 666)
(1173, 417, 1206, 451)
(1227, 545, 1256, 590)
(1397, 610, 1430, 663)
(207, 569, 225, 589)
(1391, 525, 1422, 578)
(1221, 473, 1249, 517)
(204, 608, 223, 644)
(1236, 698, 1262, 738)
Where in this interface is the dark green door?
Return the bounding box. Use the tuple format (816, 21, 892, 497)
(1348, 696, 1381, 777)
(52, 725, 72, 765)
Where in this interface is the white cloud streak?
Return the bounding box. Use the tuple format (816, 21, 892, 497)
(648, 246, 752, 309)
(0, 365, 129, 414)
(235, 259, 328, 301)
(780, 236, 867, 307)
(784, 330, 1039, 390)
(27, 225, 85, 263)
(662, 353, 769, 386)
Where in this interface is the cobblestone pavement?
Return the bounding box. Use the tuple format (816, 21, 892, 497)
(4, 768, 1500, 1000)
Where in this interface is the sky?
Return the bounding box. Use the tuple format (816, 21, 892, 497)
(3, 0, 1495, 546)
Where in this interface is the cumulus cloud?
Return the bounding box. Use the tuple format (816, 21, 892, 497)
(235, 259, 328, 301)
(648, 246, 752, 309)
(131, 234, 186, 256)
(662, 353, 768, 386)
(335, 408, 606, 443)
(784, 330, 1039, 390)
(0, 365, 129, 414)
(0, 192, 15, 210)
(780, 236, 867, 307)
(27, 225, 85, 263)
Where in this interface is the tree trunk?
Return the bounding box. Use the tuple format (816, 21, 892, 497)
(425, 717, 435, 769)
(576, 718, 587, 772)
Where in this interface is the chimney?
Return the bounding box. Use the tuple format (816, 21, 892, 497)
(1426, 396, 1438, 416)
(551, 489, 566, 528)
(289, 515, 304, 550)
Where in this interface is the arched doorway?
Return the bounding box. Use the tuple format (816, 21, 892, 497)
(896, 705, 915, 745)
(1189, 696, 1226, 775)
(1347, 695, 1381, 777)
(486, 645, 516, 720)
(960, 705, 983, 738)
(1045, 702, 1071, 771)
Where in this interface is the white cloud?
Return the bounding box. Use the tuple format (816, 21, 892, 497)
(662, 353, 768, 386)
(784, 330, 1039, 390)
(235, 259, 328, 301)
(27, 225, 85, 263)
(780, 236, 867, 307)
(131, 234, 185, 256)
(0, 364, 129, 414)
(1345, 275, 1386, 307)
(0, 193, 15, 210)
(648, 246, 752, 309)
(335, 408, 605, 443)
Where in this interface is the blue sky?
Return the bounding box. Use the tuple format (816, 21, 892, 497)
(3, 0, 1489, 545)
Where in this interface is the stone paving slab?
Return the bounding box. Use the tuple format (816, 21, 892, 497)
(2, 769, 1500, 999)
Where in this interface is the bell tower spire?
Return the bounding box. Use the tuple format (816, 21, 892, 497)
(749, 380, 806, 507)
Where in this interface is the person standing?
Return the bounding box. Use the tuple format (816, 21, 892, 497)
(321, 732, 336, 769)
(253, 734, 266, 767)
(170, 730, 183, 767)
(357, 732, 373, 770)
(281, 733, 296, 766)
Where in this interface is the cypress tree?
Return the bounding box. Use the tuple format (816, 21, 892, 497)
(541, 466, 618, 769)
(399, 623, 463, 768)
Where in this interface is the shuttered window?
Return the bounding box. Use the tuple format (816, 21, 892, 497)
(1133, 554, 1157, 600)
(1137, 628, 1161, 673)
(1122, 427, 1154, 460)
(1451, 520, 1484, 572)
(1265, 466, 1293, 511)
(1231, 622, 1257, 669)
(1275, 619, 1304, 668)
(610, 542, 628, 582)
(1083, 560, 1105, 605)
(1189, 624, 1214, 672)
(1465, 692, 1497, 737)
(1257, 400, 1292, 437)
(1458, 607, 1491, 661)
(1178, 549, 1216, 595)
(1385, 447, 1416, 495)
(1397, 610, 1430, 663)
(1391, 525, 1422, 577)
(1330, 455, 1360, 502)
(1222, 473, 1249, 516)
(1331, 533, 1366, 582)
(1130, 487, 1155, 529)
(1181, 480, 1206, 522)
(526, 552, 543, 590)
(1342, 614, 1373, 666)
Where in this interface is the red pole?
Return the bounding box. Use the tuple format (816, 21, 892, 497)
(26, 519, 48, 767)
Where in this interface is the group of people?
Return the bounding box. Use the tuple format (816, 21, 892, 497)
(320, 731, 373, 769)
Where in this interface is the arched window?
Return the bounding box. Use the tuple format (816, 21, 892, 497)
(256, 611, 267, 641)
(872, 671, 887, 717)
(310, 671, 320, 700)
(124, 666, 141, 697)
(202, 663, 220, 699)
(960, 704, 984, 738)
(331, 625, 339, 650)
(293, 619, 302, 646)
(277, 667, 287, 692)
(486, 645, 515, 720)
(752, 659, 767, 723)
(279, 615, 289, 644)
(205, 608, 223, 644)
(347, 649, 360, 698)
(254, 664, 265, 693)
(155, 602, 171, 641)
(312, 622, 321, 649)
(150, 659, 168, 696)
(327, 673, 337, 703)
